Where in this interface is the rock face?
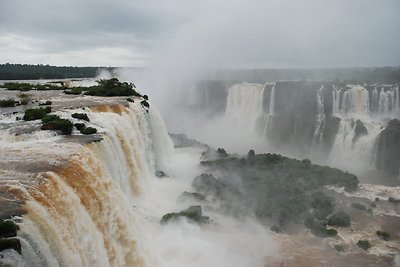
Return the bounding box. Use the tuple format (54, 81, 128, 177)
(352, 119, 368, 143)
(160, 206, 208, 224)
(376, 119, 400, 176)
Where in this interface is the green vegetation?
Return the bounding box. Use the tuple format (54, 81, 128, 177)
(0, 63, 114, 80)
(356, 240, 371, 251)
(376, 230, 390, 241)
(161, 206, 209, 224)
(0, 220, 19, 238)
(64, 87, 84, 95)
(80, 126, 97, 135)
(327, 211, 351, 227)
(74, 123, 85, 131)
(18, 93, 31, 105)
(23, 107, 51, 121)
(41, 114, 61, 123)
(83, 78, 141, 97)
(40, 114, 73, 135)
(39, 100, 52, 106)
(0, 99, 16, 107)
(2, 82, 64, 91)
(72, 113, 90, 122)
(199, 152, 358, 227)
(333, 245, 345, 252)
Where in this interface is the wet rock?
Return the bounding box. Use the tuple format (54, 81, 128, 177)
(352, 119, 368, 143)
(179, 191, 206, 202)
(376, 119, 400, 177)
(0, 238, 21, 254)
(0, 220, 19, 238)
(161, 205, 208, 224)
(155, 170, 167, 178)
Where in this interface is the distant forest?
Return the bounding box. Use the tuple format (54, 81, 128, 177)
(0, 64, 116, 80)
(1, 63, 400, 83)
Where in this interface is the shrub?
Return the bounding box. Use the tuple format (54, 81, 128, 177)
(74, 123, 85, 130)
(356, 240, 371, 251)
(80, 126, 97, 135)
(64, 87, 84, 95)
(41, 118, 73, 135)
(376, 230, 390, 241)
(72, 113, 90, 121)
(39, 100, 52, 106)
(327, 211, 351, 227)
(0, 99, 16, 107)
(140, 100, 150, 108)
(311, 191, 335, 219)
(42, 114, 61, 123)
(23, 107, 51, 121)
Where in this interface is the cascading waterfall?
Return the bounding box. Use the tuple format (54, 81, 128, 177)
(340, 85, 370, 115)
(332, 85, 341, 116)
(225, 83, 265, 130)
(255, 85, 275, 138)
(312, 86, 325, 147)
(328, 119, 383, 171)
(0, 101, 174, 267)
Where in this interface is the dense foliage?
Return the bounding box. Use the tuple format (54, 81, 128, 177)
(0, 99, 16, 107)
(23, 107, 51, 121)
(0, 63, 115, 80)
(199, 153, 358, 228)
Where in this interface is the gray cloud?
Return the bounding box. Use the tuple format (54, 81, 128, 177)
(0, 0, 399, 67)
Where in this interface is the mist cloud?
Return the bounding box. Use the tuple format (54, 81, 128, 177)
(0, 0, 399, 67)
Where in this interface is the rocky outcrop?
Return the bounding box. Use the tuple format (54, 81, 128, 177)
(352, 119, 368, 143)
(376, 119, 400, 176)
(160, 206, 209, 224)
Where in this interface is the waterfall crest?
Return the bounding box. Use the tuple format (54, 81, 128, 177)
(0, 101, 174, 267)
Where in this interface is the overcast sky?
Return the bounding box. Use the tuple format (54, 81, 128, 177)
(0, 0, 399, 68)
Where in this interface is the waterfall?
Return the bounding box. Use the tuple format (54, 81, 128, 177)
(332, 85, 341, 116)
(312, 86, 325, 147)
(269, 85, 275, 115)
(340, 85, 369, 115)
(328, 119, 383, 171)
(0, 102, 175, 267)
(225, 83, 265, 131)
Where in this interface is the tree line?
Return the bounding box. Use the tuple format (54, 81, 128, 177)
(0, 63, 116, 80)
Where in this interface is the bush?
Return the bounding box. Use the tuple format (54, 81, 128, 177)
(311, 191, 335, 219)
(64, 87, 84, 95)
(356, 240, 371, 251)
(376, 230, 390, 241)
(74, 123, 85, 130)
(327, 211, 351, 227)
(41, 118, 73, 135)
(23, 107, 51, 121)
(84, 78, 141, 97)
(80, 126, 97, 135)
(72, 113, 90, 122)
(0, 99, 16, 107)
(39, 100, 52, 106)
(42, 114, 61, 123)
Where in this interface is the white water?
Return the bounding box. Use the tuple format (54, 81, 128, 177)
(312, 86, 325, 148)
(225, 83, 265, 131)
(0, 100, 276, 267)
